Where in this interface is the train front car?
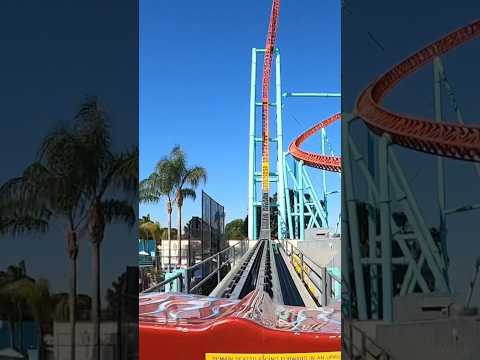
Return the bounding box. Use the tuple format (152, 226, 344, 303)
(139, 290, 341, 359)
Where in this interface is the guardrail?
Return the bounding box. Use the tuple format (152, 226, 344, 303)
(342, 321, 393, 360)
(140, 239, 249, 295)
(277, 239, 341, 307)
(341, 281, 393, 360)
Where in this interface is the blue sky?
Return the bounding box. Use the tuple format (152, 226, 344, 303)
(140, 0, 340, 228)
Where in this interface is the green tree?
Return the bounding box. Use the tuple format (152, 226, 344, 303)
(139, 215, 163, 272)
(225, 219, 247, 240)
(0, 262, 54, 360)
(0, 262, 30, 350)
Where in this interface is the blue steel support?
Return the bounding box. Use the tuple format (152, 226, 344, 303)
(284, 153, 294, 239)
(276, 50, 287, 240)
(302, 166, 328, 226)
(321, 127, 328, 226)
(248, 55, 340, 241)
(248, 48, 257, 240)
(283, 92, 341, 98)
(298, 160, 305, 240)
(248, 48, 284, 240)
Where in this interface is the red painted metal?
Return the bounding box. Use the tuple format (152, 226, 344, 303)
(356, 20, 480, 161)
(261, 0, 280, 191)
(289, 113, 342, 172)
(139, 290, 341, 359)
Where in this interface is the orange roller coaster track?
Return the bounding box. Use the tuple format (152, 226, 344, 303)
(289, 113, 342, 172)
(261, 0, 280, 192)
(356, 20, 480, 161)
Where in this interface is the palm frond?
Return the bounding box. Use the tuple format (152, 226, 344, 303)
(108, 147, 138, 194)
(184, 166, 207, 188)
(37, 127, 80, 178)
(102, 199, 136, 228)
(139, 176, 163, 203)
(180, 188, 196, 201)
(0, 214, 50, 236)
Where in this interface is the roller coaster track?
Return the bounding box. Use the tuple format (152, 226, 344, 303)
(289, 113, 342, 172)
(260, 0, 280, 193)
(258, 0, 280, 242)
(356, 20, 480, 161)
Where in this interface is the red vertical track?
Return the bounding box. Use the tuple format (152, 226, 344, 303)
(261, 0, 280, 192)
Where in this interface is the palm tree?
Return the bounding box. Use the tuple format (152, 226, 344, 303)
(140, 146, 206, 268)
(73, 99, 137, 360)
(169, 146, 207, 267)
(0, 124, 91, 360)
(140, 156, 177, 272)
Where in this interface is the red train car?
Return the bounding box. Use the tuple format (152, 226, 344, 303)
(139, 290, 341, 359)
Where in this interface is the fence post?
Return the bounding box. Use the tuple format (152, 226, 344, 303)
(361, 331, 367, 358)
(217, 253, 221, 284)
(322, 267, 328, 306)
(290, 244, 294, 265)
(185, 268, 190, 294)
(178, 273, 183, 293)
(326, 271, 332, 304)
(300, 253, 305, 282)
(232, 246, 236, 267)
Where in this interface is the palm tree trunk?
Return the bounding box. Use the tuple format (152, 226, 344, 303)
(38, 327, 44, 360)
(167, 201, 172, 272)
(89, 201, 104, 360)
(8, 320, 14, 348)
(92, 242, 101, 360)
(177, 204, 182, 267)
(67, 230, 78, 360)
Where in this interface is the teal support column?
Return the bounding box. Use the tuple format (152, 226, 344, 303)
(248, 48, 257, 240)
(343, 113, 367, 319)
(379, 134, 393, 322)
(284, 153, 294, 239)
(321, 127, 328, 227)
(367, 132, 379, 319)
(275, 50, 287, 240)
(298, 160, 305, 240)
(293, 161, 299, 238)
(253, 203, 257, 240)
(302, 166, 328, 227)
(433, 57, 449, 281)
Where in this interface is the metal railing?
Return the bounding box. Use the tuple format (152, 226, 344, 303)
(140, 239, 249, 295)
(342, 321, 393, 360)
(341, 281, 393, 360)
(278, 239, 341, 306)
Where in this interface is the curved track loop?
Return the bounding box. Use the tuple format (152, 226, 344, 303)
(289, 113, 342, 172)
(356, 20, 480, 161)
